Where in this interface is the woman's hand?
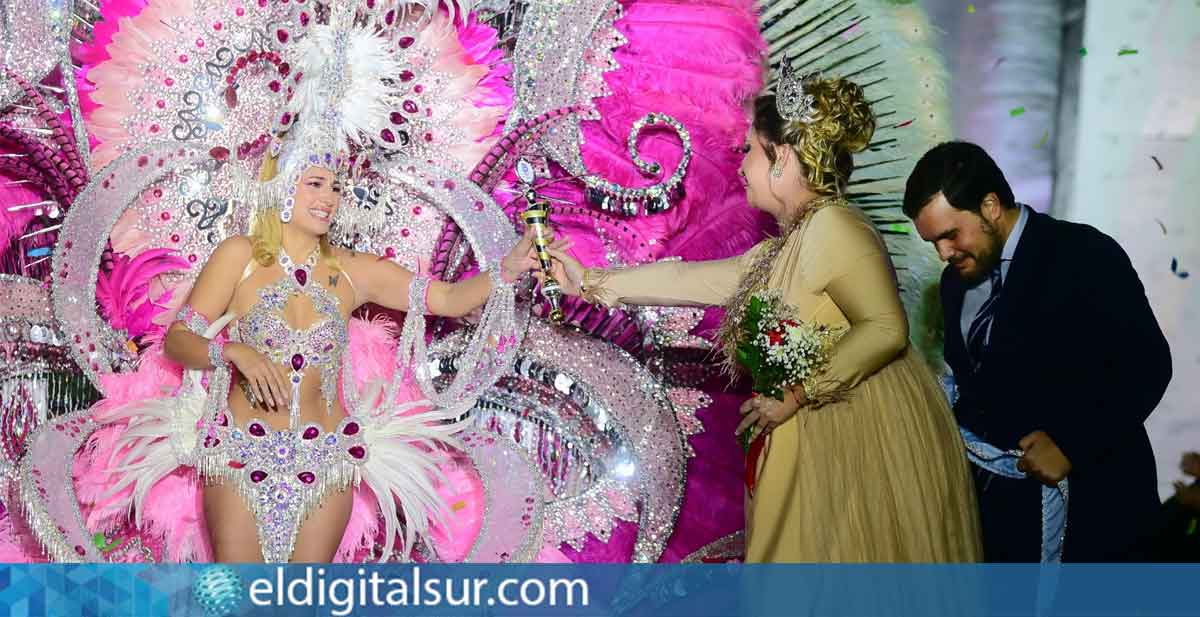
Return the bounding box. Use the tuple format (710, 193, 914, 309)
(225, 342, 290, 411)
(500, 225, 570, 284)
(736, 387, 805, 438)
(500, 225, 540, 283)
(543, 245, 586, 297)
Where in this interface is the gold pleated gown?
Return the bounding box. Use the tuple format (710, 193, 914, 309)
(585, 203, 982, 562)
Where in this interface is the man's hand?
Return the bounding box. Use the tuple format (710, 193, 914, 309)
(1180, 451, 1200, 478)
(1017, 430, 1072, 486)
(1174, 481, 1200, 513)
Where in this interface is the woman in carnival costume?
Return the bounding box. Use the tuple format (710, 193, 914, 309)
(0, 4, 551, 564)
(547, 70, 984, 562)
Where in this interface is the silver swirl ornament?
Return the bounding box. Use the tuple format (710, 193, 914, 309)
(582, 112, 693, 217)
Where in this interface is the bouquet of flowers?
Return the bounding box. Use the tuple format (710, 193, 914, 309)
(735, 290, 842, 452)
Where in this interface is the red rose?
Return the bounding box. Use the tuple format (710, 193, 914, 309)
(768, 329, 785, 345)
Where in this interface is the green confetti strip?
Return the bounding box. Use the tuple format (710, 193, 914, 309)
(1035, 130, 1049, 148)
(1118, 47, 1139, 56)
(1009, 106, 1026, 117)
(1079, 47, 1088, 56)
(884, 223, 911, 234)
(967, 4, 976, 13)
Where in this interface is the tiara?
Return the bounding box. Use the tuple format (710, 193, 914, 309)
(775, 58, 818, 124)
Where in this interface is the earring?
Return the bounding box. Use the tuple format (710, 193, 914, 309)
(770, 163, 783, 178)
(280, 196, 294, 222)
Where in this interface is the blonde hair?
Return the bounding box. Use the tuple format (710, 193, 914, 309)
(754, 77, 876, 195)
(251, 155, 340, 271)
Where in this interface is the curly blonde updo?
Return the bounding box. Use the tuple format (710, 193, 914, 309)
(754, 76, 876, 196)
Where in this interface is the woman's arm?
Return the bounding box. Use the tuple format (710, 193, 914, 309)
(353, 257, 490, 318)
(353, 226, 546, 318)
(163, 236, 291, 409)
(163, 236, 252, 369)
(795, 208, 909, 405)
(546, 245, 759, 309)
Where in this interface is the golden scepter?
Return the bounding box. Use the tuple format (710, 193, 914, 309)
(519, 193, 565, 324)
(515, 160, 565, 323)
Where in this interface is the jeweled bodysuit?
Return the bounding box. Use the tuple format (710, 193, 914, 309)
(197, 249, 366, 563)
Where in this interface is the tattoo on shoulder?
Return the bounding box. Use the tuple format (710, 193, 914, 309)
(329, 274, 339, 287)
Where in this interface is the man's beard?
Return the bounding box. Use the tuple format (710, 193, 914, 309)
(953, 218, 1004, 284)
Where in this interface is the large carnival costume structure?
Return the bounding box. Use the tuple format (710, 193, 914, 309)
(0, 0, 951, 563)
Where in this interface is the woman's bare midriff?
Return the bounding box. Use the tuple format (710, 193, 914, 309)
(225, 366, 348, 433)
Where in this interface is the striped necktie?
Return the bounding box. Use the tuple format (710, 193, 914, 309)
(966, 266, 1004, 368)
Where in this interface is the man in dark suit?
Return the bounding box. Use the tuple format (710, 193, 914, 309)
(902, 141, 1172, 562)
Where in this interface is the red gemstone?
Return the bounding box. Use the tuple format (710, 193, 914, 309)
(342, 422, 360, 436)
(249, 422, 266, 437)
(390, 111, 405, 124)
(385, 10, 396, 25)
(227, 460, 245, 469)
(236, 57, 248, 69)
(218, 413, 229, 426)
(302, 427, 319, 439)
(403, 100, 418, 114)
(297, 471, 316, 484)
(380, 129, 395, 143)
(268, 80, 281, 92)
(224, 85, 238, 109)
(276, 29, 289, 43)
(210, 146, 230, 161)
(250, 470, 267, 483)
(348, 445, 365, 459)
(291, 353, 305, 371)
(278, 62, 291, 77)
(399, 70, 414, 82)
(398, 36, 414, 48)
(299, 11, 309, 26)
(294, 268, 307, 286)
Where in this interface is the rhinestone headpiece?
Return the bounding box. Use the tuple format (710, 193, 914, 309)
(774, 58, 818, 124)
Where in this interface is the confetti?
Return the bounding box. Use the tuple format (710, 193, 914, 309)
(894, 119, 915, 128)
(967, 4, 976, 13)
(991, 57, 1007, 71)
(1171, 258, 1190, 279)
(1156, 219, 1167, 235)
(1151, 155, 1164, 170)
(1034, 130, 1049, 148)
(1009, 106, 1026, 117)
(1079, 47, 1088, 56)
(1118, 47, 1139, 56)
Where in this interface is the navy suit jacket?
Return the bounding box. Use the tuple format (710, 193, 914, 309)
(942, 209, 1171, 562)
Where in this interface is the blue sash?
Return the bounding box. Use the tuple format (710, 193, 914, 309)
(944, 376, 1068, 563)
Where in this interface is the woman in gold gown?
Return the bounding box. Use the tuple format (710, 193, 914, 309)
(547, 77, 982, 562)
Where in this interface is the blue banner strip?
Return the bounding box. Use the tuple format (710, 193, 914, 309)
(1, 564, 1199, 616)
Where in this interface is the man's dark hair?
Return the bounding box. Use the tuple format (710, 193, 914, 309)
(902, 141, 1016, 219)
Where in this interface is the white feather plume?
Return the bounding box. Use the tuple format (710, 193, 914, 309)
(357, 380, 468, 562)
